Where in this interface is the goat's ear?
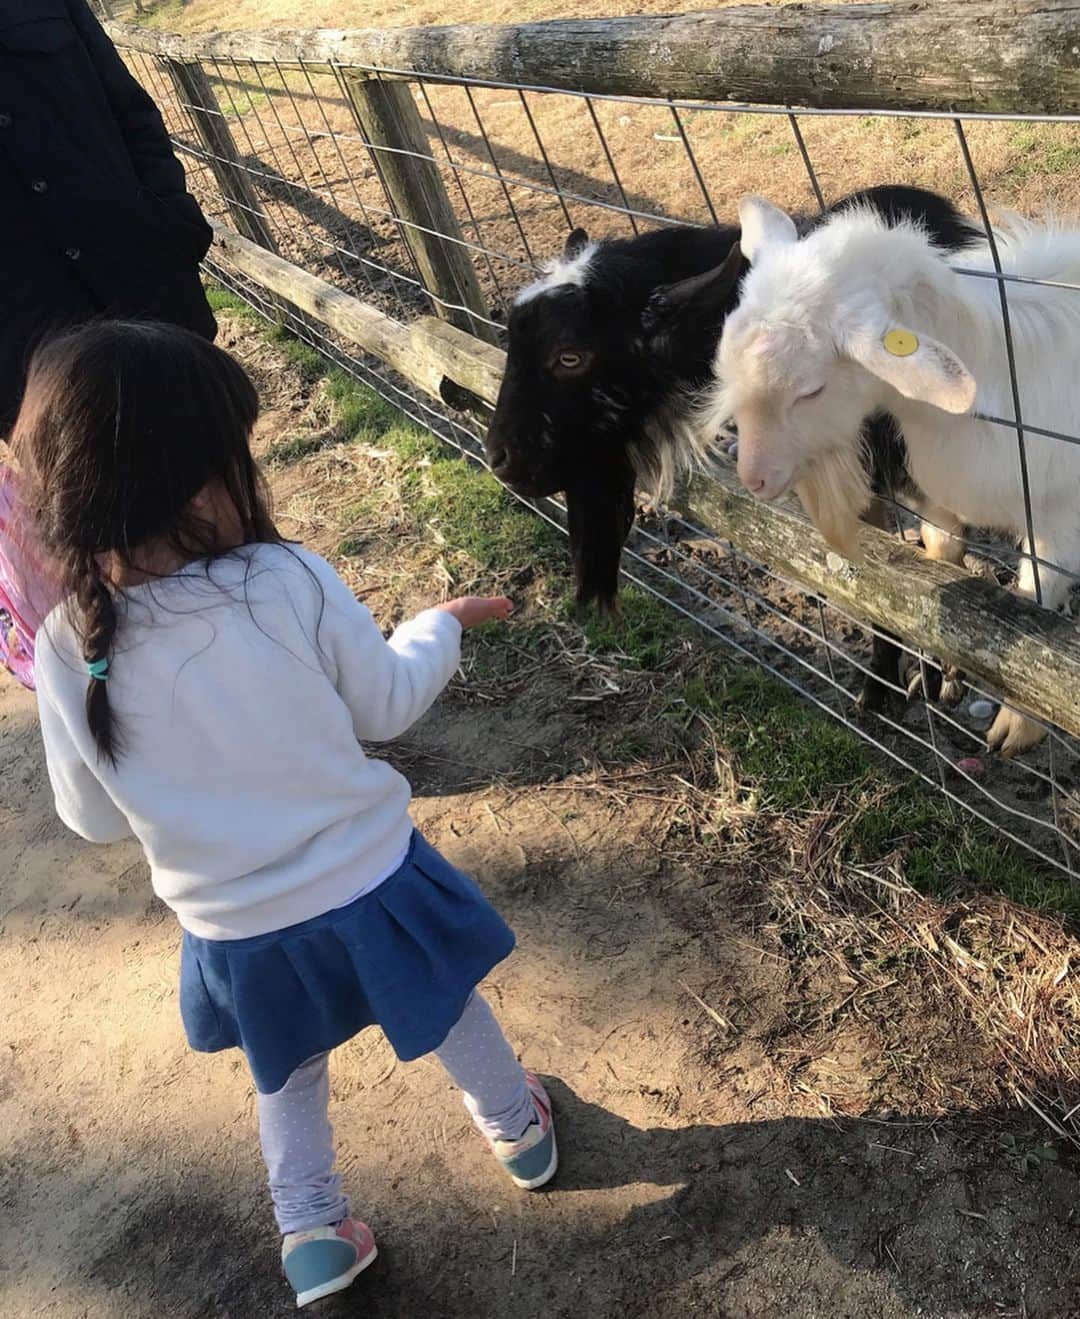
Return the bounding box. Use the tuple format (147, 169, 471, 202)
(563, 227, 591, 260)
(847, 326, 976, 414)
(565, 458, 637, 612)
(738, 196, 798, 262)
(641, 240, 745, 340)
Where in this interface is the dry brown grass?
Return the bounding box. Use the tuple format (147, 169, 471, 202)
(767, 830, 1080, 1135)
(138, 0, 863, 35)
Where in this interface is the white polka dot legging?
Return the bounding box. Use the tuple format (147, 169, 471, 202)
(256, 990, 534, 1234)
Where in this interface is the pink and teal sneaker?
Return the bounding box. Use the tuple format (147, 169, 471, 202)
(488, 1071, 558, 1190)
(281, 1217, 377, 1308)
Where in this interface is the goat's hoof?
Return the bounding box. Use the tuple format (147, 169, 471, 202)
(905, 664, 931, 701)
(986, 707, 1045, 758)
(900, 653, 932, 701)
(901, 659, 964, 708)
(855, 680, 903, 722)
(939, 674, 965, 708)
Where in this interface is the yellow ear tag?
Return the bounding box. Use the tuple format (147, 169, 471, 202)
(883, 328, 918, 357)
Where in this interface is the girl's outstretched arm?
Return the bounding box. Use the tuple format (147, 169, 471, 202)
(315, 558, 510, 743)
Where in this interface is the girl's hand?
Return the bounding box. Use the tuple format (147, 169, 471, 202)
(437, 595, 513, 629)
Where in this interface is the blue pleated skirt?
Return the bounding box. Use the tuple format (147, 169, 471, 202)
(179, 831, 516, 1093)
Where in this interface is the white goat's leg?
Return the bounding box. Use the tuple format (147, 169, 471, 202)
(987, 535, 1073, 757)
(920, 504, 966, 705)
(920, 504, 966, 566)
(901, 503, 967, 706)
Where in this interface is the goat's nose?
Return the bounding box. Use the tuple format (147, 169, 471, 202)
(488, 445, 509, 472)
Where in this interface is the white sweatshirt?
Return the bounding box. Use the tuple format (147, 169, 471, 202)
(34, 544, 462, 939)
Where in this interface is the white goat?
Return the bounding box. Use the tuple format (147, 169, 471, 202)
(703, 196, 1080, 756)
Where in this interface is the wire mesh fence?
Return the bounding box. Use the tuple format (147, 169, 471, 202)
(111, 19, 1080, 881)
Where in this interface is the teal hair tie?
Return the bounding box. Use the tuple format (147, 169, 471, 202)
(87, 657, 109, 681)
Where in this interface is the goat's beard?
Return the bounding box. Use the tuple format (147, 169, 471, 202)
(633, 395, 730, 503)
(794, 445, 873, 563)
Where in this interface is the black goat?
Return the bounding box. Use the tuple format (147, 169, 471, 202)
(484, 185, 982, 715)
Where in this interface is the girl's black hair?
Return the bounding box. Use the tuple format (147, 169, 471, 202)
(12, 319, 277, 764)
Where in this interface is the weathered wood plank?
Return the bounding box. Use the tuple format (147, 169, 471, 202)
(209, 223, 499, 402)
(108, 4, 1080, 115)
(343, 75, 497, 345)
(679, 467, 1080, 737)
(408, 316, 504, 407)
(210, 223, 427, 386)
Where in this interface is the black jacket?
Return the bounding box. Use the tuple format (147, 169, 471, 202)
(0, 0, 216, 429)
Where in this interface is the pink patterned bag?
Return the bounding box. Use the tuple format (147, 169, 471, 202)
(0, 465, 62, 690)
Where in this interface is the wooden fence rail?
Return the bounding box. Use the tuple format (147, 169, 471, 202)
(107, 4, 1080, 115)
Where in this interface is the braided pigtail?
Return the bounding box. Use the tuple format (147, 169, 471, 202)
(73, 551, 121, 764)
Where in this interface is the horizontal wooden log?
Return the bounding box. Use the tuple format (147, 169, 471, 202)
(211, 222, 1080, 739)
(209, 223, 503, 406)
(107, 4, 1080, 114)
(413, 316, 503, 407)
(679, 467, 1080, 737)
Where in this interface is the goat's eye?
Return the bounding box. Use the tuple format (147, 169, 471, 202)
(796, 384, 825, 403)
(552, 349, 592, 376)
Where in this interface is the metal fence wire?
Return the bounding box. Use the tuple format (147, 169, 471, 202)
(112, 26, 1080, 881)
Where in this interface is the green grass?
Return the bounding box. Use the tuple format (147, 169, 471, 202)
(416, 456, 563, 577)
(325, 370, 401, 439)
(205, 284, 262, 321)
(577, 588, 679, 671)
(208, 278, 1078, 922)
(317, 363, 564, 579)
(1009, 126, 1080, 178)
(667, 657, 1077, 919)
(266, 325, 327, 381)
(684, 666, 873, 810)
(265, 432, 337, 466)
(502, 557, 1075, 916)
(216, 84, 270, 119)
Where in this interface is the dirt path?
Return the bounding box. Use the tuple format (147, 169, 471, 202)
(4, 665, 1079, 1318)
(3, 320, 1079, 1318)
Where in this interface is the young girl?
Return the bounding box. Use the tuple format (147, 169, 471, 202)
(19, 321, 557, 1308)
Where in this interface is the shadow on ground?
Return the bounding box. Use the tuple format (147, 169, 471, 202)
(67, 1082, 1080, 1318)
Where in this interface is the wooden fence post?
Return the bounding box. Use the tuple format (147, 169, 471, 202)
(343, 75, 498, 345)
(164, 59, 279, 253)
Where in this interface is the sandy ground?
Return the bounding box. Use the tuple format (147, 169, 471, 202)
(3, 319, 1080, 1318)
(5, 666, 1080, 1319)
